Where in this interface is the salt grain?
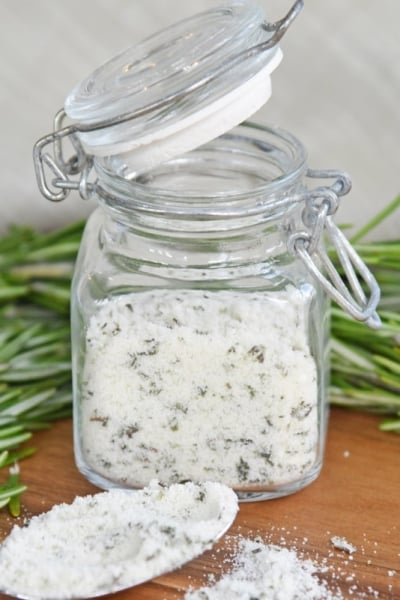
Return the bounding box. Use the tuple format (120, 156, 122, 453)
(331, 536, 357, 554)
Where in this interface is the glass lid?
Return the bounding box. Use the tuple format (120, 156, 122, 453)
(64, 1, 285, 173)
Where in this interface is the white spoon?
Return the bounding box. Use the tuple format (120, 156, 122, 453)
(0, 481, 238, 600)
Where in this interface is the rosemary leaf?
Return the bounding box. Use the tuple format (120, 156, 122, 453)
(0, 432, 32, 451)
(0, 483, 27, 503)
(379, 418, 400, 434)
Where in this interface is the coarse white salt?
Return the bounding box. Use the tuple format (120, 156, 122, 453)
(331, 536, 357, 554)
(184, 537, 344, 600)
(0, 481, 238, 600)
(78, 287, 319, 491)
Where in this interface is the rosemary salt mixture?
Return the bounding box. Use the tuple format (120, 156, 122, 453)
(0, 481, 238, 599)
(80, 287, 318, 488)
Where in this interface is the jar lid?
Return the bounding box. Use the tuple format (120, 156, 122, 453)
(64, 1, 285, 174)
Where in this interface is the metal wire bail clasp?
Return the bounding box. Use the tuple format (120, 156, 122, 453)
(33, 110, 93, 202)
(287, 169, 381, 329)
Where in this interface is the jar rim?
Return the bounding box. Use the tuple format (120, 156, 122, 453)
(94, 123, 307, 216)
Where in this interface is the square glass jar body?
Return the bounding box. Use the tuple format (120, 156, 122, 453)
(71, 123, 330, 501)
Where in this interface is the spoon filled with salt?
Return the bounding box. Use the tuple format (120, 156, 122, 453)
(0, 480, 238, 600)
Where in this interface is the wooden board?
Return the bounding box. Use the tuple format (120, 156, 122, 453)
(0, 407, 399, 599)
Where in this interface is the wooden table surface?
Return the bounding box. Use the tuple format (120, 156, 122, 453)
(0, 407, 399, 600)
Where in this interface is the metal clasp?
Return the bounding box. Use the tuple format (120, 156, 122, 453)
(33, 110, 95, 202)
(287, 169, 381, 329)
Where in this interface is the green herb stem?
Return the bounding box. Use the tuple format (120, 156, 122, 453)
(350, 194, 400, 244)
(330, 194, 400, 433)
(0, 221, 81, 515)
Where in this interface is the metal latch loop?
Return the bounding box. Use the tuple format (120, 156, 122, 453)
(33, 127, 72, 202)
(288, 170, 381, 329)
(33, 111, 94, 202)
(306, 168, 352, 197)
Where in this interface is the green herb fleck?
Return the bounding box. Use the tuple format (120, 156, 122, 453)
(258, 450, 274, 467)
(89, 413, 109, 427)
(236, 457, 250, 482)
(248, 345, 265, 363)
(291, 401, 313, 420)
(169, 417, 179, 432)
(119, 424, 140, 438)
(246, 384, 257, 398)
(196, 489, 206, 502)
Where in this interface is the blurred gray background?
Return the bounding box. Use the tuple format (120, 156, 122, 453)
(1, 0, 399, 238)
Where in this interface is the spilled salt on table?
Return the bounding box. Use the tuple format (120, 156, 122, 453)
(184, 537, 344, 600)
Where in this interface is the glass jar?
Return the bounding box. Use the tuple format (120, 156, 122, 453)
(33, 1, 380, 501)
(69, 122, 374, 501)
(70, 122, 331, 500)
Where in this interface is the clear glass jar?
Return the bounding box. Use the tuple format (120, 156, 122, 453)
(34, 1, 379, 501)
(70, 123, 330, 500)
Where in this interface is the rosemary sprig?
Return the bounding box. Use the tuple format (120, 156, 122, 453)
(330, 195, 400, 433)
(0, 222, 80, 515)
